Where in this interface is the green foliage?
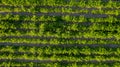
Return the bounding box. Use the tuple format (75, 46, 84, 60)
(0, 0, 120, 67)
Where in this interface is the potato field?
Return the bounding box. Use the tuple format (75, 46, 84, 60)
(0, 0, 120, 67)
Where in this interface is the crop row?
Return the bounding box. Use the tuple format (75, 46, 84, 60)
(0, 0, 120, 8)
(0, 20, 92, 29)
(0, 49, 120, 62)
(0, 5, 119, 10)
(0, 14, 119, 23)
(0, 25, 120, 39)
(0, 59, 120, 67)
(1, 37, 120, 44)
(0, 45, 120, 55)
(0, 29, 120, 39)
(0, 23, 119, 38)
(0, 29, 119, 40)
(0, 45, 120, 62)
(0, 21, 120, 31)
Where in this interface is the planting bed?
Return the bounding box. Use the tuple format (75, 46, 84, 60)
(0, 0, 120, 67)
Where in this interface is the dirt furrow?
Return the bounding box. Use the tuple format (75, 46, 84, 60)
(0, 42, 119, 48)
(0, 12, 108, 18)
(0, 59, 120, 64)
(0, 35, 116, 41)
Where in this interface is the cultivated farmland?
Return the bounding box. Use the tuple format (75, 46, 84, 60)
(0, 0, 120, 67)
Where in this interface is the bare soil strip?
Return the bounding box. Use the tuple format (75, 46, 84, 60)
(0, 59, 120, 64)
(0, 4, 119, 10)
(0, 35, 116, 41)
(0, 12, 108, 18)
(0, 42, 119, 48)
